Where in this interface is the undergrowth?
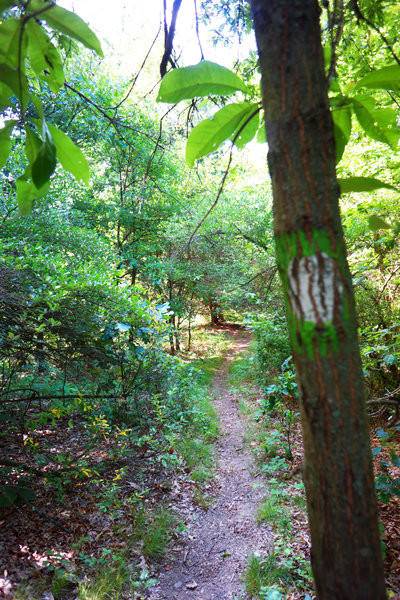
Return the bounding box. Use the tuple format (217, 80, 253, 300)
(6, 327, 228, 599)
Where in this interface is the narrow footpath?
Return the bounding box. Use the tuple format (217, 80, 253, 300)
(147, 331, 272, 600)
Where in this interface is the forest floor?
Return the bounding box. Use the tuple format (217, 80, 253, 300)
(146, 328, 272, 600)
(2, 325, 400, 599)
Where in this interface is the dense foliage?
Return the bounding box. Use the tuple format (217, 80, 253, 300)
(1, 0, 400, 597)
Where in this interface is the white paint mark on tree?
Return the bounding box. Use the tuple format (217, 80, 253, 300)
(287, 252, 342, 323)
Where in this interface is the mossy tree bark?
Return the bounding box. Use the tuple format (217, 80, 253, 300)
(249, 1, 387, 598)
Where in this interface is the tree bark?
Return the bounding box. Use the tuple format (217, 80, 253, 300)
(208, 299, 224, 326)
(249, 1, 386, 598)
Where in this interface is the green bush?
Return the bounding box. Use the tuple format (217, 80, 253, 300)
(246, 314, 291, 385)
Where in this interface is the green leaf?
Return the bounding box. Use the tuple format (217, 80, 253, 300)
(0, 62, 28, 105)
(0, 485, 17, 507)
(0, 0, 16, 12)
(157, 61, 248, 103)
(29, 0, 103, 57)
(30, 94, 44, 120)
(24, 124, 42, 163)
(0, 18, 25, 68)
(185, 103, 255, 167)
(0, 120, 15, 169)
(331, 98, 352, 163)
(16, 175, 49, 215)
(31, 120, 57, 188)
(354, 65, 400, 91)
(383, 354, 398, 366)
(368, 215, 392, 231)
(26, 20, 64, 92)
(256, 121, 266, 143)
(233, 106, 259, 149)
(47, 124, 89, 183)
(338, 177, 397, 195)
(17, 486, 36, 502)
(352, 96, 399, 148)
(265, 591, 283, 600)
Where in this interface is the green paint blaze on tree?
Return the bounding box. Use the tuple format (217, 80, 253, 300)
(275, 229, 353, 359)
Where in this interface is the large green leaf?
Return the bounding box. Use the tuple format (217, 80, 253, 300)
(354, 65, 400, 91)
(24, 124, 42, 163)
(256, 120, 267, 143)
(157, 61, 248, 103)
(16, 172, 50, 215)
(47, 124, 89, 184)
(0, 120, 15, 169)
(330, 97, 352, 163)
(16, 178, 37, 215)
(233, 106, 259, 149)
(368, 215, 391, 231)
(0, 63, 29, 105)
(338, 176, 398, 194)
(0, 18, 25, 68)
(0, 485, 17, 507)
(31, 120, 57, 188)
(29, 0, 103, 57)
(26, 20, 64, 92)
(352, 95, 399, 148)
(185, 103, 255, 167)
(0, 1, 16, 12)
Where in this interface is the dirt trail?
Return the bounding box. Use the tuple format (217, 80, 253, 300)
(147, 331, 271, 600)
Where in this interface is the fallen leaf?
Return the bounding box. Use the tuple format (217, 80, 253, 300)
(186, 581, 198, 590)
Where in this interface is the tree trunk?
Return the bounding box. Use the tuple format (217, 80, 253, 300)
(249, 1, 386, 598)
(169, 314, 175, 355)
(187, 316, 192, 350)
(208, 299, 224, 326)
(175, 316, 181, 352)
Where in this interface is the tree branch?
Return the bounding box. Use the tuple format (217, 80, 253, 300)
(350, 0, 400, 67)
(160, 0, 183, 77)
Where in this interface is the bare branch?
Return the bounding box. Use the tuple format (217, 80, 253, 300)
(350, 0, 400, 67)
(160, 0, 183, 77)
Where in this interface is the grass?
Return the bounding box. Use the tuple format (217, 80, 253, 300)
(77, 560, 128, 600)
(12, 554, 154, 600)
(191, 464, 214, 482)
(193, 487, 213, 509)
(233, 348, 313, 598)
(244, 553, 294, 597)
(131, 506, 177, 558)
(256, 495, 282, 525)
(177, 437, 213, 469)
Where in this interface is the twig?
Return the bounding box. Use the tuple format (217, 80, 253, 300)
(113, 25, 161, 111)
(23, 500, 72, 534)
(186, 106, 261, 258)
(233, 224, 270, 251)
(351, 0, 400, 67)
(0, 458, 66, 478)
(379, 264, 400, 299)
(193, 0, 204, 60)
(0, 392, 128, 404)
(186, 148, 233, 259)
(64, 83, 161, 145)
(143, 105, 176, 181)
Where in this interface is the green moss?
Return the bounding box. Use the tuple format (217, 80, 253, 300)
(275, 228, 354, 359)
